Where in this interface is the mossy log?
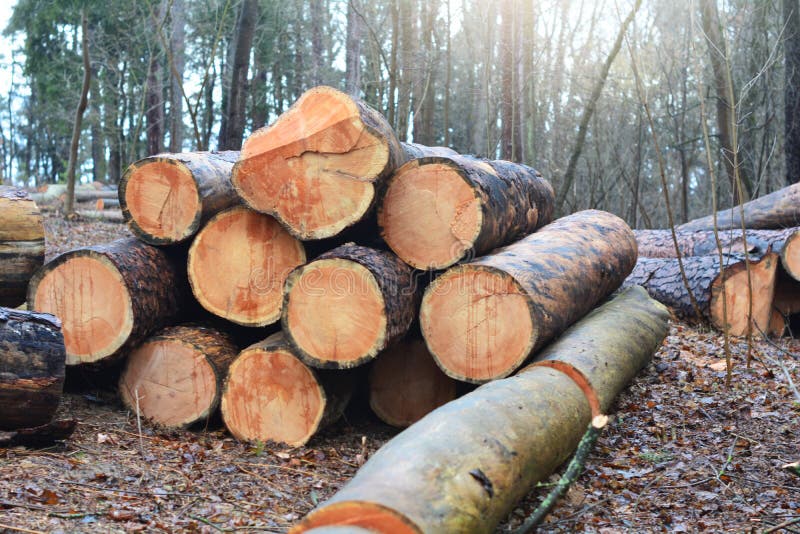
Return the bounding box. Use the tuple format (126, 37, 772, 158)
(290, 286, 669, 534)
(119, 325, 238, 428)
(28, 238, 186, 365)
(283, 244, 417, 369)
(678, 182, 800, 232)
(624, 253, 778, 336)
(420, 210, 637, 383)
(120, 151, 240, 245)
(188, 205, 306, 327)
(0, 308, 66, 430)
(221, 332, 353, 447)
(0, 186, 45, 307)
(379, 156, 554, 270)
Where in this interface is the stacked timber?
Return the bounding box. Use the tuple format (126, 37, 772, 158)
(0, 186, 45, 307)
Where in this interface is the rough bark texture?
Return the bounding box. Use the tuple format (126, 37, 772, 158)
(119, 150, 240, 245)
(28, 238, 186, 365)
(119, 325, 237, 428)
(399, 142, 458, 160)
(232, 86, 408, 240)
(0, 186, 45, 307)
(379, 155, 555, 270)
(221, 333, 354, 447)
(283, 244, 418, 369)
(0, 308, 66, 430)
(678, 182, 800, 232)
(420, 210, 637, 383)
(291, 287, 669, 534)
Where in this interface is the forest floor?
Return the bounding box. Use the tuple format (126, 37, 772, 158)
(1, 213, 799, 533)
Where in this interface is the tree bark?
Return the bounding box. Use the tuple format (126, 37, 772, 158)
(168, 0, 186, 153)
(291, 286, 669, 534)
(221, 332, 354, 446)
(28, 238, 186, 365)
(345, 0, 363, 96)
(119, 325, 237, 428)
(500, 0, 514, 160)
(283, 244, 418, 369)
(219, 0, 258, 151)
(0, 308, 66, 431)
(378, 155, 555, 270)
(420, 210, 638, 383)
(120, 150, 240, 245)
(786, 0, 800, 186)
(64, 11, 92, 216)
(0, 187, 44, 308)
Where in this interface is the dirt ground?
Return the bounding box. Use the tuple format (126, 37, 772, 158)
(1, 214, 799, 533)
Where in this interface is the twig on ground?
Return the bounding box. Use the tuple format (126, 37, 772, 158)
(764, 516, 800, 533)
(0, 523, 45, 534)
(189, 514, 227, 532)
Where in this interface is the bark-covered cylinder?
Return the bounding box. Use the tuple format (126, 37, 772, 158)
(120, 151, 240, 245)
(420, 210, 637, 383)
(291, 287, 669, 534)
(0, 186, 45, 307)
(0, 308, 66, 430)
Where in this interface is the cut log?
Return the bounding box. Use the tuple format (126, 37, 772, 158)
(120, 151, 240, 245)
(0, 187, 45, 308)
(0, 308, 66, 430)
(221, 332, 354, 447)
(119, 325, 237, 428)
(634, 227, 800, 281)
(95, 197, 120, 210)
(75, 209, 126, 223)
(678, 182, 800, 232)
(774, 267, 800, 316)
(290, 287, 670, 534)
(623, 253, 779, 336)
(400, 142, 458, 159)
(188, 206, 306, 326)
(378, 156, 554, 270)
(368, 336, 459, 428)
(231, 86, 408, 240)
(283, 244, 417, 369)
(769, 308, 787, 337)
(74, 188, 118, 202)
(420, 210, 637, 383)
(28, 238, 185, 365)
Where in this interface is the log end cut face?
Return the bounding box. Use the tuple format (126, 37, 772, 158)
(420, 266, 536, 383)
(221, 347, 325, 447)
(30, 254, 133, 365)
(188, 207, 306, 326)
(782, 232, 800, 281)
(291, 501, 421, 534)
(233, 86, 389, 239)
(119, 338, 217, 428)
(284, 259, 387, 367)
(122, 159, 201, 244)
(379, 160, 482, 270)
(369, 337, 458, 427)
(710, 253, 778, 337)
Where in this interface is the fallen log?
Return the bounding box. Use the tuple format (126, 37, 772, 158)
(28, 238, 185, 365)
(94, 197, 120, 210)
(283, 244, 417, 369)
(119, 325, 237, 428)
(678, 182, 800, 232)
(74, 188, 118, 202)
(634, 228, 800, 281)
(188, 206, 306, 326)
(0, 186, 45, 307)
(220, 332, 353, 446)
(420, 210, 637, 383)
(0, 308, 66, 430)
(291, 286, 670, 534)
(75, 209, 125, 223)
(623, 253, 778, 336)
(120, 151, 240, 245)
(368, 336, 459, 428)
(378, 156, 554, 270)
(231, 86, 408, 240)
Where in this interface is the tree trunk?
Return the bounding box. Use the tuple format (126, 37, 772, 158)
(624, 253, 779, 336)
(420, 210, 637, 383)
(64, 11, 92, 216)
(145, 2, 165, 157)
(283, 244, 418, 369)
(221, 332, 354, 447)
(120, 150, 240, 245)
(310, 0, 325, 86)
(369, 335, 459, 428)
(345, 0, 363, 96)
(0, 187, 44, 308)
(378, 155, 555, 270)
(219, 0, 258, 151)
(677, 182, 800, 232)
(412, 0, 437, 146)
(500, 0, 513, 160)
(187, 206, 306, 327)
(0, 308, 66, 431)
(395, 0, 417, 141)
(119, 325, 237, 428)
(168, 0, 186, 153)
(28, 238, 186, 366)
(786, 0, 800, 186)
(291, 286, 669, 534)
(232, 86, 407, 240)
